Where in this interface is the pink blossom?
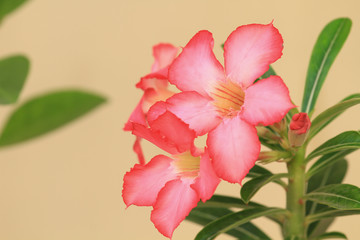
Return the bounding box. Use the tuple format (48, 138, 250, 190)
(152, 23, 295, 183)
(124, 43, 179, 164)
(288, 112, 311, 147)
(123, 111, 220, 239)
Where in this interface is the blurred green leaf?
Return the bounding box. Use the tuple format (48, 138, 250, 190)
(313, 231, 347, 240)
(306, 159, 348, 238)
(196, 194, 261, 209)
(247, 164, 287, 188)
(307, 208, 360, 223)
(306, 150, 352, 179)
(0, 0, 28, 21)
(0, 55, 29, 104)
(0, 89, 106, 147)
(194, 207, 287, 240)
(306, 131, 360, 161)
(301, 18, 352, 114)
(241, 173, 288, 203)
(187, 208, 271, 240)
(308, 95, 360, 140)
(304, 184, 360, 210)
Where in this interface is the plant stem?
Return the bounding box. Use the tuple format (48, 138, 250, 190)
(284, 146, 307, 239)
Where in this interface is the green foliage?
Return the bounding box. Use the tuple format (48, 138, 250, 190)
(241, 173, 288, 203)
(0, 0, 27, 21)
(0, 55, 30, 104)
(301, 18, 352, 114)
(306, 131, 360, 161)
(313, 232, 347, 240)
(308, 95, 360, 140)
(306, 159, 348, 237)
(194, 208, 287, 240)
(304, 184, 360, 210)
(187, 208, 271, 240)
(0, 90, 106, 147)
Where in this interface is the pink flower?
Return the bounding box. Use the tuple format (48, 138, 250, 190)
(288, 112, 311, 147)
(122, 111, 220, 239)
(124, 43, 179, 164)
(151, 23, 295, 183)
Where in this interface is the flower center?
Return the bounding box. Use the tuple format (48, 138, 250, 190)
(173, 152, 200, 179)
(210, 80, 245, 117)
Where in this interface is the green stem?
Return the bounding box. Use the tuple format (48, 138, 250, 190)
(284, 146, 307, 239)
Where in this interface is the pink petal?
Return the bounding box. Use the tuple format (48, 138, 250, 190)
(207, 116, 260, 184)
(168, 30, 225, 97)
(241, 75, 295, 126)
(151, 179, 199, 238)
(124, 96, 147, 131)
(122, 155, 177, 207)
(161, 92, 222, 136)
(151, 43, 179, 72)
(136, 75, 168, 91)
(191, 150, 220, 202)
(224, 23, 283, 88)
(133, 136, 145, 165)
(132, 111, 196, 155)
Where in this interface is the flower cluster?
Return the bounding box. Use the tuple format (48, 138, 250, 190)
(123, 23, 295, 238)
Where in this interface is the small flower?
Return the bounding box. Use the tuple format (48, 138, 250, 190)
(288, 112, 311, 147)
(150, 23, 295, 183)
(123, 111, 220, 239)
(124, 43, 179, 164)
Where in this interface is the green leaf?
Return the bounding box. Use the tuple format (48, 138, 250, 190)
(241, 173, 288, 203)
(306, 150, 352, 178)
(187, 208, 271, 240)
(0, 89, 106, 147)
(0, 55, 30, 104)
(194, 207, 287, 240)
(247, 164, 273, 178)
(196, 194, 261, 209)
(306, 159, 348, 237)
(0, 0, 28, 21)
(307, 208, 360, 223)
(306, 131, 360, 161)
(313, 231, 347, 240)
(304, 184, 360, 210)
(301, 18, 352, 114)
(308, 96, 360, 140)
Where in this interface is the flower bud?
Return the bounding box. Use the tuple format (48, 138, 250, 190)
(288, 113, 311, 147)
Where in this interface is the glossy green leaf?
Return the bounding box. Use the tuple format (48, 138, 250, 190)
(194, 208, 287, 240)
(187, 208, 271, 240)
(306, 159, 348, 237)
(0, 55, 30, 104)
(304, 184, 360, 210)
(306, 150, 352, 178)
(247, 164, 287, 188)
(313, 231, 347, 240)
(301, 18, 352, 114)
(307, 208, 360, 223)
(241, 173, 288, 203)
(308, 96, 360, 140)
(196, 195, 261, 209)
(0, 89, 106, 147)
(306, 131, 360, 161)
(0, 0, 27, 20)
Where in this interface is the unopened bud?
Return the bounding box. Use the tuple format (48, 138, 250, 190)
(288, 113, 311, 147)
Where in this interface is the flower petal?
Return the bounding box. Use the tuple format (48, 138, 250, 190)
(169, 30, 225, 97)
(149, 92, 222, 136)
(151, 178, 199, 238)
(133, 136, 145, 165)
(224, 23, 283, 88)
(191, 150, 220, 202)
(207, 116, 260, 184)
(132, 111, 196, 154)
(151, 43, 179, 72)
(124, 97, 147, 131)
(122, 155, 177, 207)
(136, 76, 168, 91)
(241, 75, 295, 126)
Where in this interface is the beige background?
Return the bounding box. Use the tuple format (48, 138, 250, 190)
(0, 0, 359, 239)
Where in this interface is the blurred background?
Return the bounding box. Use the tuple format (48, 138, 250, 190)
(0, 0, 359, 239)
